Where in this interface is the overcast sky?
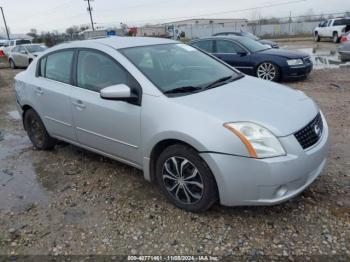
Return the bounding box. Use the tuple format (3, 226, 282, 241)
(0, 0, 349, 33)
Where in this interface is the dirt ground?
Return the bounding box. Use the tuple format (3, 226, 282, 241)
(0, 64, 349, 259)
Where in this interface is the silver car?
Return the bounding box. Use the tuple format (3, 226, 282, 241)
(14, 37, 329, 212)
(9, 44, 47, 69)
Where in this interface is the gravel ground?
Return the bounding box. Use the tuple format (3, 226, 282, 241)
(0, 67, 349, 260)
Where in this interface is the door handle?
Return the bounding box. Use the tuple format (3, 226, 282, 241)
(35, 87, 44, 95)
(72, 100, 86, 109)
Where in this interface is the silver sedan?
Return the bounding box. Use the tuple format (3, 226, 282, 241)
(14, 37, 329, 212)
(8, 44, 47, 69)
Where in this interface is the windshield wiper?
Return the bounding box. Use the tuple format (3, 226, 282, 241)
(203, 74, 241, 90)
(164, 86, 202, 95)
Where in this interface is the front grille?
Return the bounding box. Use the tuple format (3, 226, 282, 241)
(294, 113, 323, 150)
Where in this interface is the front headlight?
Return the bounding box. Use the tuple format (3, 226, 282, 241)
(287, 59, 304, 66)
(224, 122, 286, 158)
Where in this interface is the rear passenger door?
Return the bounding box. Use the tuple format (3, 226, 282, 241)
(35, 50, 77, 141)
(70, 49, 142, 166)
(214, 40, 253, 74)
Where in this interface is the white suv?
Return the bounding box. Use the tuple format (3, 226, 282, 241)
(314, 18, 350, 43)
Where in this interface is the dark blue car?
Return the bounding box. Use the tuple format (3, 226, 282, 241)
(190, 36, 313, 82)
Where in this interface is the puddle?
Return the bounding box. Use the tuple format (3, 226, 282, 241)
(0, 132, 49, 212)
(281, 44, 350, 69)
(7, 110, 21, 121)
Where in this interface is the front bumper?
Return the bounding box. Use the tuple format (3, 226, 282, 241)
(282, 63, 313, 80)
(200, 114, 329, 206)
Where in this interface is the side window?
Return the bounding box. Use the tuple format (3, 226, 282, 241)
(77, 50, 131, 92)
(216, 40, 244, 54)
(45, 51, 74, 84)
(191, 40, 213, 53)
(327, 20, 332, 27)
(10, 41, 14, 46)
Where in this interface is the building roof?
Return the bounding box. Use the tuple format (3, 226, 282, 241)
(164, 18, 248, 24)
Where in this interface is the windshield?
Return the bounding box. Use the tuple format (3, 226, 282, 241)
(237, 37, 270, 52)
(26, 45, 47, 53)
(241, 32, 260, 40)
(120, 44, 240, 94)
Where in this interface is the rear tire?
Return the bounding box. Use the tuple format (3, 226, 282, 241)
(24, 109, 56, 150)
(333, 32, 339, 43)
(9, 59, 17, 69)
(314, 33, 320, 42)
(155, 144, 218, 212)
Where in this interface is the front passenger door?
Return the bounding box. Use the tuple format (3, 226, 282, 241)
(214, 40, 253, 74)
(70, 49, 142, 166)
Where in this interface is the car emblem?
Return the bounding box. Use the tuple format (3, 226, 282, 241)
(314, 124, 321, 137)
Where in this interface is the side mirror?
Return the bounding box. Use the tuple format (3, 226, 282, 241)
(100, 84, 137, 101)
(237, 51, 248, 56)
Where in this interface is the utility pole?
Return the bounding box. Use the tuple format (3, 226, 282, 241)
(0, 7, 10, 40)
(84, 0, 95, 31)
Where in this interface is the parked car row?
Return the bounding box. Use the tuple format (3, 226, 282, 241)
(0, 39, 32, 56)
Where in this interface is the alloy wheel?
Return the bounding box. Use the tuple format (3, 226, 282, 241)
(257, 62, 277, 81)
(162, 156, 204, 205)
(28, 116, 45, 147)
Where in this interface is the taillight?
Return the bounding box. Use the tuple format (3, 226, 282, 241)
(341, 36, 348, 43)
(0, 50, 4, 57)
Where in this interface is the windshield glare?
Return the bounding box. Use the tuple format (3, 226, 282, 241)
(121, 44, 238, 94)
(26, 45, 47, 53)
(238, 37, 270, 52)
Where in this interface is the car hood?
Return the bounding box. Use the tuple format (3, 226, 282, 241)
(259, 48, 309, 59)
(173, 76, 318, 137)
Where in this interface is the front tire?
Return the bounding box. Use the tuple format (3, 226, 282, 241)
(155, 144, 218, 212)
(9, 59, 17, 69)
(256, 62, 280, 82)
(24, 109, 56, 150)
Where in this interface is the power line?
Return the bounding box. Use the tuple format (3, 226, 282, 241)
(98, 0, 307, 25)
(84, 0, 95, 30)
(0, 6, 10, 39)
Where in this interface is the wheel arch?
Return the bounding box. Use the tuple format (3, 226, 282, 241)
(148, 138, 202, 184)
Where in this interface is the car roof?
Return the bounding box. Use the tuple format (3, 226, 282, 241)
(88, 36, 178, 49)
(191, 35, 246, 42)
(21, 44, 44, 47)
